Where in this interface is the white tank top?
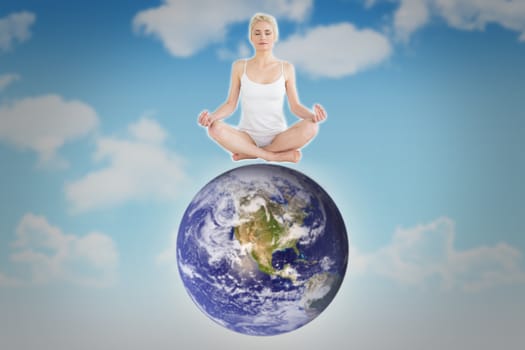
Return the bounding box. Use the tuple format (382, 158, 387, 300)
(238, 60, 287, 136)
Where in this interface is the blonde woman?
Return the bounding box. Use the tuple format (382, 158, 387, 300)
(198, 13, 326, 163)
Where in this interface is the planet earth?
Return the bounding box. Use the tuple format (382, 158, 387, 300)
(177, 164, 348, 336)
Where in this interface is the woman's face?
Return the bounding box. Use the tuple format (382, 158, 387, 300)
(250, 21, 275, 51)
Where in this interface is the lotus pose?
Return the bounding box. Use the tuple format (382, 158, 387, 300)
(198, 13, 327, 163)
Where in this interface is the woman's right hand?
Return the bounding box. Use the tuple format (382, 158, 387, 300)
(198, 110, 214, 127)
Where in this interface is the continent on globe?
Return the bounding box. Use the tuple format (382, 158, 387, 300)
(235, 196, 302, 279)
(177, 164, 348, 336)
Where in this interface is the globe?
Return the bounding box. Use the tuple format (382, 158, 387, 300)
(177, 164, 348, 336)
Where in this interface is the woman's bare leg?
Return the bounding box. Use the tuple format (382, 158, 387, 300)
(231, 153, 257, 161)
(233, 119, 317, 161)
(264, 119, 319, 153)
(208, 121, 300, 163)
(232, 151, 301, 162)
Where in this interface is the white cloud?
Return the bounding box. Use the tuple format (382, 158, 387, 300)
(389, 0, 525, 42)
(364, 0, 378, 8)
(275, 23, 392, 78)
(0, 11, 36, 52)
(0, 73, 20, 91)
(1, 213, 118, 288)
(394, 0, 430, 42)
(128, 116, 167, 143)
(217, 41, 252, 61)
(65, 117, 186, 212)
(133, 0, 312, 57)
(0, 94, 99, 167)
(352, 217, 525, 292)
(437, 0, 525, 41)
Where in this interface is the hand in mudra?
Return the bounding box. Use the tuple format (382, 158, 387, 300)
(198, 110, 214, 127)
(312, 104, 327, 123)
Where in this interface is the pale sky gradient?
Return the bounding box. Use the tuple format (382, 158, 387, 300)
(1, 1, 524, 349)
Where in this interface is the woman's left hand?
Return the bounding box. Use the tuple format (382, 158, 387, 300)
(312, 104, 327, 123)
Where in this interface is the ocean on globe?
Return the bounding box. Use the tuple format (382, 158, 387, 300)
(177, 164, 348, 336)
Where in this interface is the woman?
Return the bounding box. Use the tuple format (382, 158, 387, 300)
(198, 13, 327, 163)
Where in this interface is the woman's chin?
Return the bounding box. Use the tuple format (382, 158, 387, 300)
(256, 45, 272, 52)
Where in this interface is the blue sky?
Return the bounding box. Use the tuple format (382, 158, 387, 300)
(1, 0, 524, 348)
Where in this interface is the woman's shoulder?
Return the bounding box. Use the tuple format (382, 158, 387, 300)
(281, 60, 294, 68)
(281, 60, 295, 79)
(231, 59, 247, 77)
(232, 59, 247, 67)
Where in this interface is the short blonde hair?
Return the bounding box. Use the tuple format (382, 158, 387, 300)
(249, 13, 279, 42)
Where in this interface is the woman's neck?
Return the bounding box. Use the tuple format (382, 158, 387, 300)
(252, 51, 276, 66)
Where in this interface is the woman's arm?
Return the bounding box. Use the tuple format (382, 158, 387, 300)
(198, 60, 243, 127)
(284, 62, 327, 123)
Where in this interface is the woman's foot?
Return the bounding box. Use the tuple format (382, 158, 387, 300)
(272, 150, 301, 163)
(232, 150, 301, 163)
(232, 153, 257, 161)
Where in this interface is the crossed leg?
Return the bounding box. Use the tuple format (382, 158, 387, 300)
(207, 121, 301, 162)
(208, 119, 318, 163)
(268, 119, 318, 152)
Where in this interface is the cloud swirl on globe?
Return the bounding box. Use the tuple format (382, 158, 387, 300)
(177, 164, 348, 336)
